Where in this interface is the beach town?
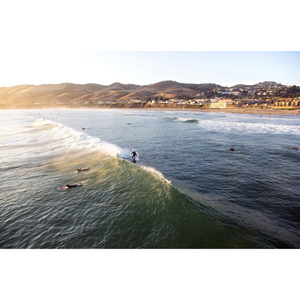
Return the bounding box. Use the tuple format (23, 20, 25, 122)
(1, 81, 300, 115)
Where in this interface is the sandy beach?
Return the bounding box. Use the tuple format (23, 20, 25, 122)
(141, 106, 300, 116)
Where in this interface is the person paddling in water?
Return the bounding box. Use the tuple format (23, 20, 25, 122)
(65, 183, 83, 189)
(77, 168, 90, 172)
(131, 151, 137, 160)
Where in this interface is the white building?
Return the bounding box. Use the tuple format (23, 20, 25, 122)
(210, 99, 232, 108)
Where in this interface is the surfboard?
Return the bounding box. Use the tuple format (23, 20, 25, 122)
(132, 154, 138, 163)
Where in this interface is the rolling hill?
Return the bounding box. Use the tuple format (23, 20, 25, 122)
(0, 81, 221, 108)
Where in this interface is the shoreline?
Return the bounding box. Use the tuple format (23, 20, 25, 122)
(161, 107, 300, 115)
(119, 106, 300, 116)
(3, 106, 300, 116)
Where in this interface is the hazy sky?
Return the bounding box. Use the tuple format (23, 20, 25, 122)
(1, 51, 299, 87)
(1, 0, 299, 88)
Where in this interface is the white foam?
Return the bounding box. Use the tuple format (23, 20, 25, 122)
(199, 118, 300, 135)
(164, 116, 200, 123)
(177, 117, 200, 123)
(5, 118, 138, 161)
(35, 119, 133, 157)
(163, 111, 178, 114)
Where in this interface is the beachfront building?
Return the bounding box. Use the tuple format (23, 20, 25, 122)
(210, 98, 232, 108)
(274, 98, 300, 107)
(195, 99, 209, 105)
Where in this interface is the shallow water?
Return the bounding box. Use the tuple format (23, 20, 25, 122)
(0, 109, 299, 248)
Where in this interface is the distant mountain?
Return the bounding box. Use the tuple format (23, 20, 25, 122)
(101, 82, 142, 91)
(0, 81, 221, 108)
(147, 80, 186, 89)
(146, 81, 219, 91)
(231, 84, 254, 89)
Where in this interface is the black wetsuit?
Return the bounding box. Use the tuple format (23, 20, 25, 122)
(77, 168, 90, 172)
(66, 184, 82, 188)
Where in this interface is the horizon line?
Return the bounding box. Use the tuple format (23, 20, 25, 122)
(1, 80, 299, 89)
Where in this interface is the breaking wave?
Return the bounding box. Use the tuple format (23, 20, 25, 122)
(199, 119, 300, 134)
(164, 116, 200, 123)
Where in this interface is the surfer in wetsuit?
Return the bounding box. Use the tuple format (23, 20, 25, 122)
(65, 183, 83, 189)
(229, 148, 236, 151)
(290, 147, 298, 151)
(77, 168, 90, 172)
(131, 151, 137, 160)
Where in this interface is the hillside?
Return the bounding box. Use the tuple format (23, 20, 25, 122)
(0, 81, 220, 108)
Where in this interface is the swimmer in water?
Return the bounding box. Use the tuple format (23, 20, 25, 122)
(229, 148, 236, 151)
(65, 183, 83, 189)
(77, 168, 90, 172)
(290, 147, 298, 151)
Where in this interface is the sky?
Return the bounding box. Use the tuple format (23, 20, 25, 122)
(0, 51, 299, 88)
(1, 0, 299, 88)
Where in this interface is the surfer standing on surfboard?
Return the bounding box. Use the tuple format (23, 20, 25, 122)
(131, 151, 137, 160)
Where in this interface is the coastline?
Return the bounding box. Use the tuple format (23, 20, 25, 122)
(126, 106, 300, 116)
(3, 106, 300, 116)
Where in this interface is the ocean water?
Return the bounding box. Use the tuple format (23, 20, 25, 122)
(0, 108, 299, 248)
